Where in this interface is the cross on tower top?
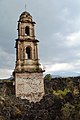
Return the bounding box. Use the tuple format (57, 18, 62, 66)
(25, 0, 27, 11)
(25, 3, 27, 11)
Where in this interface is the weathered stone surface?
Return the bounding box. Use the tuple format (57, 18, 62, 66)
(15, 72, 44, 102)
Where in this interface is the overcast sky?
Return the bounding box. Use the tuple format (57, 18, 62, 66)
(0, 0, 80, 78)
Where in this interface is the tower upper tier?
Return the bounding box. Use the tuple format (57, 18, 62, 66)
(18, 11, 36, 40)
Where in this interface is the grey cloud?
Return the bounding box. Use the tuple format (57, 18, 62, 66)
(0, 47, 15, 69)
(0, 0, 80, 77)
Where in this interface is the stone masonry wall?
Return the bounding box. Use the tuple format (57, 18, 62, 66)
(15, 72, 44, 102)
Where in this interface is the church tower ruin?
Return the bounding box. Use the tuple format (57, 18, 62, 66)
(14, 11, 45, 102)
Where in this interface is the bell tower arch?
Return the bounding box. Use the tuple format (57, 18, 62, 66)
(25, 26, 30, 36)
(14, 11, 45, 102)
(26, 46, 32, 59)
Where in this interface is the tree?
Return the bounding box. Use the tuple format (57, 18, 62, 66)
(44, 74, 52, 81)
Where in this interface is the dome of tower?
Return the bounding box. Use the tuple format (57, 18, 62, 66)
(20, 11, 32, 17)
(19, 11, 32, 22)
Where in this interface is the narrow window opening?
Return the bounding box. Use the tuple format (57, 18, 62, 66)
(25, 26, 30, 36)
(26, 47, 31, 59)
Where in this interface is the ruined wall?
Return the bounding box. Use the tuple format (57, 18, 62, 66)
(15, 72, 44, 102)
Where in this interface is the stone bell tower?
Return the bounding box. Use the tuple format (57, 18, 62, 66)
(14, 11, 45, 102)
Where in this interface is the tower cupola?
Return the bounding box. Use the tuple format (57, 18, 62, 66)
(18, 11, 35, 40)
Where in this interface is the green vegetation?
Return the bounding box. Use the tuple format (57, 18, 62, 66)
(44, 74, 52, 80)
(53, 88, 71, 98)
(0, 76, 80, 119)
(44, 76, 80, 120)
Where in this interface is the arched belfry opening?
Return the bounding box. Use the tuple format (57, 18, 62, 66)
(26, 46, 31, 59)
(25, 26, 30, 36)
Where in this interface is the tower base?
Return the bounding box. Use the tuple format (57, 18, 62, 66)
(15, 72, 44, 102)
